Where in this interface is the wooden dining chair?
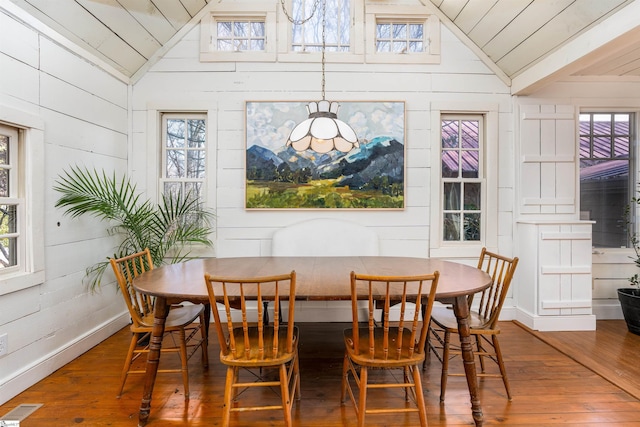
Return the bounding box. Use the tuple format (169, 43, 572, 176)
(204, 271, 300, 427)
(341, 271, 440, 427)
(110, 249, 209, 399)
(425, 247, 519, 401)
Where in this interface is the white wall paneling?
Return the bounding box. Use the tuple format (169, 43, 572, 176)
(0, 9, 129, 405)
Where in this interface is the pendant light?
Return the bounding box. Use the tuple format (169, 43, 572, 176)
(283, 0, 359, 154)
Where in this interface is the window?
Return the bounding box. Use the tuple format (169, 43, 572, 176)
(291, 0, 351, 52)
(0, 124, 19, 270)
(0, 106, 44, 295)
(376, 21, 424, 53)
(579, 112, 633, 248)
(365, 5, 440, 64)
(216, 19, 266, 51)
(200, 3, 277, 62)
(161, 114, 207, 202)
(441, 116, 483, 243)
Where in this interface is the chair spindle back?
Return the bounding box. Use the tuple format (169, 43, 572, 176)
(475, 248, 519, 329)
(349, 271, 439, 360)
(110, 249, 155, 327)
(205, 271, 297, 360)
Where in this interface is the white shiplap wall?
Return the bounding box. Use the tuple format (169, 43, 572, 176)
(132, 23, 514, 263)
(0, 6, 130, 404)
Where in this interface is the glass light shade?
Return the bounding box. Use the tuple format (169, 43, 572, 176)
(287, 100, 359, 153)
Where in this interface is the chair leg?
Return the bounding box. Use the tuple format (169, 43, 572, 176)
(492, 335, 512, 401)
(294, 351, 301, 401)
(178, 329, 190, 399)
(358, 366, 368, 427)
(199, 312, 209, 367)
(279, 363, 292, 427)
(411, 365, 428, 427)
(403, 366, 410, 401)
(423, 318, 431, 370)
(475, 334, 486, 372)
(440, 329, 451, 402)
(340, 353, 349, 403)
(222, 367, 235, 427)
(117, 332, 139, 398)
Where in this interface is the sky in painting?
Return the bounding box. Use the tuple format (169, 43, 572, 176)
(246, 101, 405, 151)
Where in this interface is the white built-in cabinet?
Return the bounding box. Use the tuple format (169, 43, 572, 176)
(516, 221, 596, 331)
(515, 103, 596, 330)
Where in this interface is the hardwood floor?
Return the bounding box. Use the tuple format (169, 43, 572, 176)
(2, 320, 640, 426)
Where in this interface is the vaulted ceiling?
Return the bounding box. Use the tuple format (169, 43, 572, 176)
(5, 0, 640, 94)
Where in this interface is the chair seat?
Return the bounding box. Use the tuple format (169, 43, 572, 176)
(430, 305, 495, 332)
(133, 304, 205, 332)
(220, 326, 299, 367)
(343, 327, 425, 367)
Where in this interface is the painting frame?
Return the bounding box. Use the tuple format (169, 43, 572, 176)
(245, 101, 405, 210)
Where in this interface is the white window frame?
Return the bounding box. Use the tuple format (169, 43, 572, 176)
(145, 103, 217, 258)
(365, 5, 440, 64)
(200, 2, 277, 62)
(277, 0, 364, 63)
(160, 113, 208, 202)
(0, 106, 45, 295)
(430, 104, 498, 259)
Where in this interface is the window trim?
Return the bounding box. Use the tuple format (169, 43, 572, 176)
(0, 105, 45, 295)
(160, 113, 207, 202)
(430, 103, 498, 259)
(145, 102, 217, 258)
(200, 2, 277, 62)
(365, 5, 440, 64)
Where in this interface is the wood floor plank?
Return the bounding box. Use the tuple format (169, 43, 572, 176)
(1, 320, 639, 426)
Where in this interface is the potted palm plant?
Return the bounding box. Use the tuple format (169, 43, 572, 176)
(54, 166, 215, 292)
(619, 199, 640, 335)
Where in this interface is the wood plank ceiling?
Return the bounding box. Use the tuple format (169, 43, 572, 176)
(5, 0, 640, 94)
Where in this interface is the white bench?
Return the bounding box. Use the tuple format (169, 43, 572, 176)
(271, 218, 379, 321)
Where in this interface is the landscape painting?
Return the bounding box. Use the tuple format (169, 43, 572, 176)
(245, 101, 405, 209)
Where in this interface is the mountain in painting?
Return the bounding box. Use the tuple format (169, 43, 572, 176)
(247, 136, 404, 190)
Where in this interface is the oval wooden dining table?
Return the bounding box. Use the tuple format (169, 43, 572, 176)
(132, 256, 492, 427)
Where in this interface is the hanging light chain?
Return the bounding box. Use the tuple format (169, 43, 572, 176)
(280, 0, 322, 25)
(321, 0, 326, 100)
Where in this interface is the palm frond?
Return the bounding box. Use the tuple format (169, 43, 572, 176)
(54, 167, 215, 292)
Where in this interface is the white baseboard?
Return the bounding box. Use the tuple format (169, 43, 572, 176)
(0, 312, 130, 405)
(515, 309, 597, 331)
(592, 300, 624, 320)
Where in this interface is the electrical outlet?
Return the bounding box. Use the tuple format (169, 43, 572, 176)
(0, 333, 8, 356)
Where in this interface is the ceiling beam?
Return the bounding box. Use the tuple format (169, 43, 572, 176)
(511, 0, 640, 95)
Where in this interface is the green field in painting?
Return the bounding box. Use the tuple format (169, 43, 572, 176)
(246, 179, 403, 209)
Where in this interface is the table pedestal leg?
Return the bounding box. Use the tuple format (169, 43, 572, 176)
(453, 295, 483, 427)
(138, 297, 169, 427)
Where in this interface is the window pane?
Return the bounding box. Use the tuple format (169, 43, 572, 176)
(462, 151, 479, 178)
(217, 22, 232, 37)
(0, 204, 17, 268)
(461, 120, 479, 148)
(444, 182, 460, 210)
(0, 170, 8, 197)
(442, 151, 458, 178)
(0, 136, 8, 165)
(442, 120, 459, 148)
(464, 213, 481, 241)
(167, 119, 185, 148)
(167, 149, 184, 178)
(464, 183, 481, 209)
(443, 213, 460, 241)
(187, 151, 206, 179)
